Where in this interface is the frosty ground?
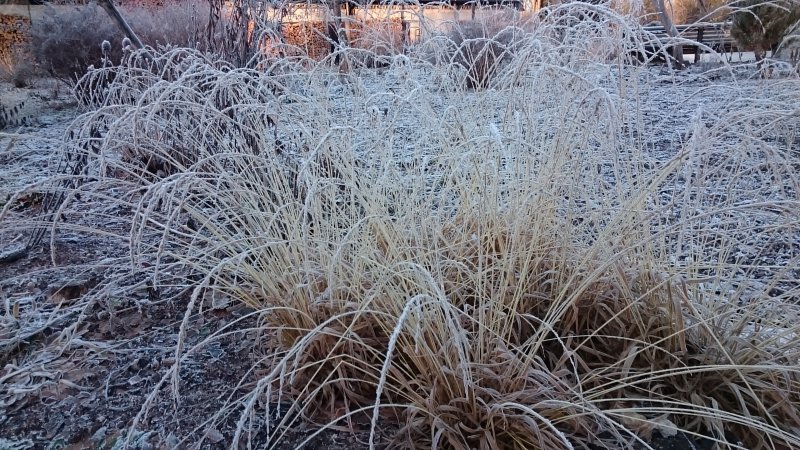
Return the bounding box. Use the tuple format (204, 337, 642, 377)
(0, 58, 798, 449)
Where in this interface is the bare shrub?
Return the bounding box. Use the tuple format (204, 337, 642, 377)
(272, 21, 332, 61)
(774, 19, 800, 65)
(26, 1, 203, 83)
(127, 1, 205, 49)
(449, 21, 514, 89)
(204, 0, 276, 67)
(0, 44, 34, 87)
(731, 0, 800, 61)
(27, 4, 123, 82)
(10, 57, 35, 88)
(426, 16, 527, 90)
(671, 0, 729, 24)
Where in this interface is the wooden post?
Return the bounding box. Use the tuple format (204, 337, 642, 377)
(695, 26, 704, 58)
(97, 0, 145, 50)
(97, 0, 157, 64)
(651, 0, 684, 69)
(401, 8, 409, 50)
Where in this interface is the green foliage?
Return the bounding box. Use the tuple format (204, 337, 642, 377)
(730, 0, 800, 59)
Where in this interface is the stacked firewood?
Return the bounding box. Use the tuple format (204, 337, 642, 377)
(347, 18, 405, 52)
(280, 21, 331, 60)
(0, 14, 31, 65)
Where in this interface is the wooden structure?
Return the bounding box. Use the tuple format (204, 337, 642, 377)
(262, 0, 527, 59)
(640, 22, 738, 56)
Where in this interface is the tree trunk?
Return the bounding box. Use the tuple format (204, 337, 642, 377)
(652, 0, 685, 69)
(327, 0, 348, 64)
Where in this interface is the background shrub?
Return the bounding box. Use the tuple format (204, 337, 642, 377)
(444, 18, 523, 89)
(672, 0, 729, 23)
(27, 1, 202, 83)
(730, 0, 800, 60)
(28, 4, 120, 82)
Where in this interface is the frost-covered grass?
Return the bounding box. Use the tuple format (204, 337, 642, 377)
(3, 3, 800, 449)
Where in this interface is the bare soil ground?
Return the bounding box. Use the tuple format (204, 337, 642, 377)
(0, 65, 796, 449)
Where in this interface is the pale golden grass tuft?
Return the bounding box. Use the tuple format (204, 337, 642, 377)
(9, 3, 799, 449)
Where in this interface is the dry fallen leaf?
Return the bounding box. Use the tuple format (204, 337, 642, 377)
(205, 428, 224, 443)
(652, 415, 678, 438)
(617, 410, 655, 440)
(617, 411, 679, 441)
